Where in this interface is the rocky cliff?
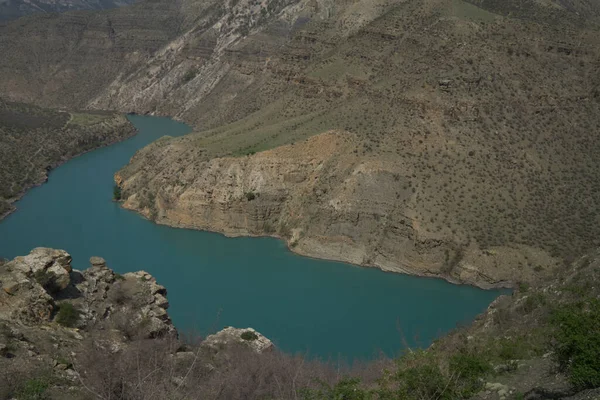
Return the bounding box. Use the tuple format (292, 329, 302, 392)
(117, 130, 559, 289)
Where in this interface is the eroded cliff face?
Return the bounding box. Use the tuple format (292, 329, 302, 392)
(116, 131, 558, 288)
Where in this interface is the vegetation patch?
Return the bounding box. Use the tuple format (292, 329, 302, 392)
(33, 269, 59, 292)
(240, 330, 258, 341)
(15, 378, 49, 400)
(113, 185, 122, 201)
(244, 191, 256, 201)
(55, 302, 80, 328)
(551, 299, 600, 389)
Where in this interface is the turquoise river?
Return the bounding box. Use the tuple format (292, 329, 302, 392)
(0, 115, 506, 360)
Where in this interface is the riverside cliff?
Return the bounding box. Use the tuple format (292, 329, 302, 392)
(116, 130, 558, 289)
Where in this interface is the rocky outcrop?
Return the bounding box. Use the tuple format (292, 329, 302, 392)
(0, 249, 176, 338)
(203, 327, 274, 354)
(0, 248, 274, 397)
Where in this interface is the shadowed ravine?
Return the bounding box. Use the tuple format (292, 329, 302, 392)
(0, 115, 505, 360)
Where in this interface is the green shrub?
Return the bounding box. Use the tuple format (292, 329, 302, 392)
(497, 337, 530, 360)
(449, 353, 491, 396)
(55, 302, 80, 328)
(113, 185, 122, 201)
(245, 192, 256, 201)
(518, 282, 530, 292)
(15, 378, 49, 400)
(182, 68, 198, 83)
(551, 299, 600, 389)
(396, 363, 453, 400)
(240, 330, 258, 341)
(34, 269, 58, 292)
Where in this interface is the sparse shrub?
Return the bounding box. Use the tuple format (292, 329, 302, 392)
(55, 302, 80, 328)
(241, 331, 258, 341)
(182, 68, 198, 83)
(108, 283, 131, 306)
(245, 192, 256, 201)
(519, 293, 546, 314)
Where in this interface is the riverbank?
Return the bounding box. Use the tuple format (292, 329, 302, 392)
(0, 101, 136, 222)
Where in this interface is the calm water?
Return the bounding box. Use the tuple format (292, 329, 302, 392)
(0, 115, 504, 360)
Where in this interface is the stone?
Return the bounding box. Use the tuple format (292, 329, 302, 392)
(90, 257, 107, 268)
(154, 294, 169, 309)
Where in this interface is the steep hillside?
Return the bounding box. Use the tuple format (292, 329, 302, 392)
(0, 0, 136, 22)
(0, 99, 135, 219)
(1, 0, 600, 286)
(113, 0, 600, 287)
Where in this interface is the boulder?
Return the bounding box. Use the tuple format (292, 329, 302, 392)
(90, 257, 107, 268)
(6, 248, 73, 292)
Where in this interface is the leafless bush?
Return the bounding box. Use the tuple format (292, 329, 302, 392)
(73, 336, 387, 400)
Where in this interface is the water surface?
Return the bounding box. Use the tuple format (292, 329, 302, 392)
(0, 115, 504, 360)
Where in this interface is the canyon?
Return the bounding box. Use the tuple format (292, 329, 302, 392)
(2, 0, 599, 286)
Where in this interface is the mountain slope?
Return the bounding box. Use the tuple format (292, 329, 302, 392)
(1, 0, 600, 286)
(0, 0, 136, 22)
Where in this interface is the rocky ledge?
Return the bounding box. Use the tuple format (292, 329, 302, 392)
(0, 248, 271, 395)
